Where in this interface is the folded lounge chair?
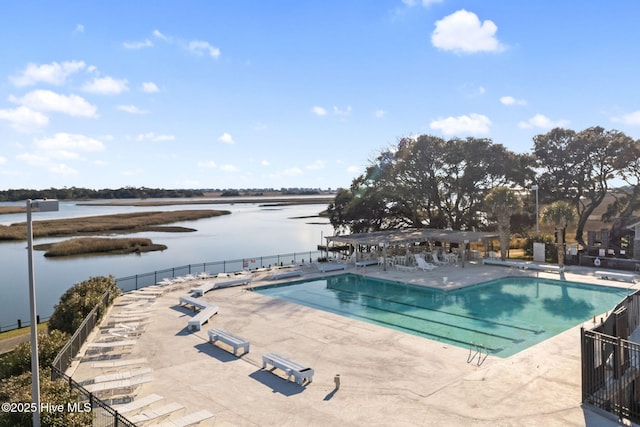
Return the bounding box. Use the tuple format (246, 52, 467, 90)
(414, 255, 437, 271)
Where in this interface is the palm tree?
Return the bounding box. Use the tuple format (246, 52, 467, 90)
(540, 200, 577, 268)
(484, 187, 523, 261)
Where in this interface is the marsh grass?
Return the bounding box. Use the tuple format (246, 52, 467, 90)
(37, 237, 167, 257)
(0, 206, 24, 214)
(0, 210, 230, 241)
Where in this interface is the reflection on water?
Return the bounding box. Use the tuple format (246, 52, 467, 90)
(0, 200, 333, 327)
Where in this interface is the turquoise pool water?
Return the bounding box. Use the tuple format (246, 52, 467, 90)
(256, 274, 628, 357)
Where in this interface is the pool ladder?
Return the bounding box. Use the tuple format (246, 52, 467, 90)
(467, 342, 488, 366)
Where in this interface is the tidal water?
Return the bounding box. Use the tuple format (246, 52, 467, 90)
(0, 198, 334, 329)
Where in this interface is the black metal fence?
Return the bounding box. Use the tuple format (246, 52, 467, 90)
(43, 250, 322, 426)
(0, 316, 50, 333)
(581, 290, 640, 423)
(116, 250, 322, 292)
(51, 369, 136, 427)
(0, 250, 324, 333)
(48, 287, 136, 426)
(51, 289, 111, 375)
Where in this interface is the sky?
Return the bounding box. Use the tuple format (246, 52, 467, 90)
(1, 1, 639, 191)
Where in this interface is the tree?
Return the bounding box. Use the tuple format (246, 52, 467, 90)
(541, 201, 577, 268)
(534, 126, 636, 247)
(328, 135, 533, 233)
(484, 187, 523, 260)
(601, 139, 640, 251)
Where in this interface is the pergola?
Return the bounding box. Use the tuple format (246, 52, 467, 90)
(325, 228, 500, 268)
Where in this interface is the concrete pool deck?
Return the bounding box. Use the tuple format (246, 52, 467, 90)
(70, 261, 640, 426)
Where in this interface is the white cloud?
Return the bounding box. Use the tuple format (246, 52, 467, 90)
(0, 156, 6, 165)
(306, 160, 326, 170)
(136, 132, 175, 142)
(82, 76, 129, 94)
(283, 167, 303, 176)
(518, 114, 569, 129)
(117, 105, 148, 114)
(430, 113, 491, 135)
(220, 164, 238, 172)
(74, 24, 85, 33)
(500, 96, 527, 106)
(261, 160, 270, 166)
(460, 83, 486, 97)
(10, 60, 86, 87)
(10, 90, 98, 117)
(311, 106, 328, 116)
(374, 109, 386, 119)
(188, 40, 221, 58)
(432, 10, 505, 54)
(333, 105, 352, 116)
(19, 133, 104, 175)
(35, 133, 104, 153)
(403, 0, 443, 6)
(218, 132, 235, 144)
(141, 82, 159, 93)
(612, 111, 640, 126)
(347, 165, 361, 174)
(0, 106, 49, 132)
(123, 39, 153, 49)
(197, 160, 217, 168)
(153, 29, 169, 41)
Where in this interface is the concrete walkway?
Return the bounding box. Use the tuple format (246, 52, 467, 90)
(70, 262, 639, 426)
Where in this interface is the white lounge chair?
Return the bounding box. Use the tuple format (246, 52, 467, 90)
(355, 259, 378, 267)
(111, 394, 164, 414)
(414, 255, 437, 271)
(430, 253, 447, 266)
(315, 262, 347, 272)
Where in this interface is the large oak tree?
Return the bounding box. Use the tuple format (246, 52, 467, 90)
(534, 126, 636, 247)
(329, 135, 533, 233)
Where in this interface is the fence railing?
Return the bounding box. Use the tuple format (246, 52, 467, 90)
(581, 290, 640, 423)
(48, 287, 137, 426)
(0, 316, 50, 333)
(0, 250, 324, 333)
(42, 249, 323, 426)
(50, 368, 136, 427)
(51, 289, 112, 376)
(116, 250, 322, 292)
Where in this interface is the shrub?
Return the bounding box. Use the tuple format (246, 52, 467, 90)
(0, 369, 93, 426)
(0, 330, 69, 380)
(48, 276, 121, 335)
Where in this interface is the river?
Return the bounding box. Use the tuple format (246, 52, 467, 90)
(0, 197, 334, 329)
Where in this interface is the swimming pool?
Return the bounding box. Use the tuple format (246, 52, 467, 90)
(256, 274, 628, 357)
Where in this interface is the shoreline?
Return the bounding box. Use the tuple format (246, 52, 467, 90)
(76, 196, 334, 207)
(1, 195, 334, 214)
(0, 210, 230, 241)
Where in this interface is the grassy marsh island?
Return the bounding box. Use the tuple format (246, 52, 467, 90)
(0, 206, 25, 214)
(0, 210, 230, 241)
(35, 237, 167, 257)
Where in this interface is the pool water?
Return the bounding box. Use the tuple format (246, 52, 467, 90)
(256, 274, 628, 357)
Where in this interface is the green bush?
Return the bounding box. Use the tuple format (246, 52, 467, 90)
(48, 276, 121, 335)
(0, 330, 69, 380)
(0, 369, 93, 427)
